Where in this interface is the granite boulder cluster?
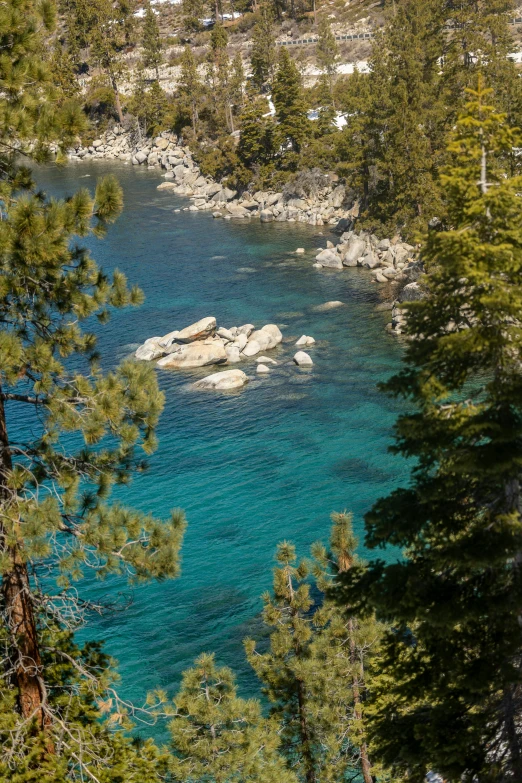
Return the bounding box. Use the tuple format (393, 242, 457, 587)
(70, 128, 356, 227)
(314, 230, 419, 285)
(135, 316, 320, 390)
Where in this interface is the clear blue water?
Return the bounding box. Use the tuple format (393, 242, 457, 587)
(33, 160, 406, 719)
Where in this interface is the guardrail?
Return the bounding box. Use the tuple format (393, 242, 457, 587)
(276, 32, 373, 46)
(272, 16, 522, 49)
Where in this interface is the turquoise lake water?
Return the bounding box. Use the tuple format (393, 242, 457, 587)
(33, 160, 406, 717)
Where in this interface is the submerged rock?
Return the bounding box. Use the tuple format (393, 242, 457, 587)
(313, 301, 345, 312)
(194, 369, 248, 390)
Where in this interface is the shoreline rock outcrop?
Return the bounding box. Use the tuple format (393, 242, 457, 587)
(69, 127, 359, 229)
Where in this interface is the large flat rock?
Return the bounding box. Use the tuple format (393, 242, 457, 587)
(157, 340, 226, 369)
(193, 369, 248, 390)
(176, 317, 216, 343)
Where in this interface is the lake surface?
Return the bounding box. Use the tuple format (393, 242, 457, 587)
(34, 160, 406, 720)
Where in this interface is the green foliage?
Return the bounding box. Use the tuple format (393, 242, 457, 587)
(0, 0, 84, 161)
(272, 49, 310, 157)
(179, 45, 204, 132)
(337, 84, 522, 780)
(182, 0, 204, 31)
(250, 6, 276, 91)
(237, 94, 276, 168)
(210, 21, 228, 50)
(167, 653, 296, 783)
(0, 0, 185, 774)
(335, 0, 522, 239)
(70, 0, 135, 122)
(128, 71, 173, 136)
(316, 15, 339, 106)
(0, 626, 169, 783)
(142, 2, 162, 79)
(246, 515, 384, 783)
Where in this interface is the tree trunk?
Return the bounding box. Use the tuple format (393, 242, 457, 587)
(110, 73, 124, 125)
(349, 618, 373, 783)
(501, 684, 522, 780)
(296, 678, 315, 783)
(0, 390, 48, 730)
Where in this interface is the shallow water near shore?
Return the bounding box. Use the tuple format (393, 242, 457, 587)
(32, 160, 407, 727)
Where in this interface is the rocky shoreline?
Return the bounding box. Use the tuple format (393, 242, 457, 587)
(70, 127, 424, 334)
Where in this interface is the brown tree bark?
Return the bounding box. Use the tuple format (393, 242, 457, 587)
(348, 618, 374, 783)
(0, 389, 48, 730)
(296, 678, 316, 783)
(110, 73, 124, 125)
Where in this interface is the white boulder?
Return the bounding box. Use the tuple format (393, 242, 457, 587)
(248, 330, 273, 351)
(194, 369, 248, 390)
(135, 337, 165, 361)
(257, 364, 270, 374)
(159, 329, 180, 349)
(295, 335, 315, 347)
(293, 351, 313, 366)
(256, 356, 277, 365)
(242, 339, 262, 357)
(234, 333, 248, 351)
(225, 345, 242, 363)
(176, 317, 216, 343)
(260, 324, 283, 346)
(315, 249, 343, 269)
(237, 324, 254, 337)
(157, 341, 226, 369)
(342, 237, 366, 266)
(217, 327, 235, 342)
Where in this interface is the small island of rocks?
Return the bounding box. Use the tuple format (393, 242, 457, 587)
(135, 316, 317, 390)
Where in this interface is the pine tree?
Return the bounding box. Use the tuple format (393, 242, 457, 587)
(207, 23, 235, 132)
(129, 66, 171, 137)
(181, 0, 204, 31)
(246, 530, 385, 783)
(362, 0, 447, 237)
(337, 82, 522, 780)
(272, 49, 309, 157)
(0, 0, 185, 770)
(178, 45, 203, 133)
(167, 653, 296, 783)
(314, 513, 384, 783)
(335, 66, 373, 210)
(142, 1, 162, 80)
(229, 53, 245, 118)
(73, 0, 134, 123)
(250, 6, 276, 91)
(237, 94, 276, 167)
(0, 625, 169, 782)
(316, 16, 339, 108)
(0, 172, 186, 762)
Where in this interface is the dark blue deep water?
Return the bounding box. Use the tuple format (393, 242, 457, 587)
(33, 160, 407, 716)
